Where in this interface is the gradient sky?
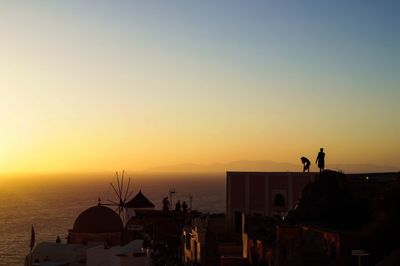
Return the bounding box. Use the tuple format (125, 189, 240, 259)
(0, 1, 399, 173)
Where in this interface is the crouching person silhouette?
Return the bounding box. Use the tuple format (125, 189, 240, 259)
(301, 157, 311, 172)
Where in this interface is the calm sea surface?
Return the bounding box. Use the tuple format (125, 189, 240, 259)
(0, 172, 226, 266)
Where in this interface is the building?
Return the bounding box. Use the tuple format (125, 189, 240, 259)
(25, 242, 88, 266)
(242, 215, 277, 265)
(182, 214, 243, 266)
(125, 190, 155, 219)
(278, 171, 400, 266)
(226, 171, 316, 232)
(228, 170, 400, 265)
(67, 204, 124, 246)
(26, 189, 202, 266)
(25, 240, 152, 266)
(86, 240, 151, 266)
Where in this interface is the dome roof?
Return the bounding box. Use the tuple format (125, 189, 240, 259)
(72, 205, 123, 233)
(125, 190, 155, 208)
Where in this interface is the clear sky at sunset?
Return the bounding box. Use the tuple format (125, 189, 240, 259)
(0, 1, 399, 173)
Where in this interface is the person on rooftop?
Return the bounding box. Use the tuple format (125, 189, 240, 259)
(175, 200, 181, 212)
(301, 157, 311, 172)
(182, 201, 188, 212)
(316, 148, 326, 172)
(162, 197, 170, 211)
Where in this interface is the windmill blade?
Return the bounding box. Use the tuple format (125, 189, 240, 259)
(101, 203, 116, 206)
(124, 177, 131, 201)
(116, 172, 122, 197)
(106, 199, 120, 205)
(107, 170, 135, 224)
(121, 171, 124, 197)
(126, 190, 135, 201)
(118, 206, 123, 217)
(110, 182, 120, 198)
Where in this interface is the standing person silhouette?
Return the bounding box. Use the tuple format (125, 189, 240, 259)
(162, 197, 170, 211)
(182, 201, 188, 212)
(175, 200, 182, 212)
(316, 148, 325, 172)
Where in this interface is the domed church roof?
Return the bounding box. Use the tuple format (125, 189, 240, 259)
(72, 205, 123, 233)
(125, 190, 155, 208)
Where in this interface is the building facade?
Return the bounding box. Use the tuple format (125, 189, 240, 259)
(182, 214, 242, 266)
(226, 171, 316, 232)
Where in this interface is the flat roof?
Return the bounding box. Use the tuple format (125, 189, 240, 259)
(226, 170, 399, 175)
(226, 171, 318, 175)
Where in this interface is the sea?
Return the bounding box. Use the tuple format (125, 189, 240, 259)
(0, 172, 226, 265)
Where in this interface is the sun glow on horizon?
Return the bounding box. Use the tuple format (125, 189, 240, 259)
(0, 1, 399, 174)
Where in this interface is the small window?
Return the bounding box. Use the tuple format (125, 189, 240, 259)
(274, 194, 286, 207)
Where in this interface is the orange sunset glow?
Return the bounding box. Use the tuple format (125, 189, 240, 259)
(1, 2, 399, 175)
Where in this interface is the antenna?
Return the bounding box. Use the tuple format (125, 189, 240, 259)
(189, 194, 193, 210)
(169, 188, 176, 207)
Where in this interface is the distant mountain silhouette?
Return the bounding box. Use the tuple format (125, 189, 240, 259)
(329, 163, 400, 173)
(148, 160, 298, 172)
(147, 160, 399, 173)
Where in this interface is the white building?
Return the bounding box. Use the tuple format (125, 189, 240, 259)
(87, 240, 152, 266)
(25, 240, 152, 266)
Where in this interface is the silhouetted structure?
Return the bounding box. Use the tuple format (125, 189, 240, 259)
(300, 157, 311, 172)
(182, 213, 243, 266)
(30, 226, 35, 251)
(123, 190, 156, 220)
(316, 148, 325, 172)
(226, 171, 317, 232)
(242, 215, 277, 265)
(282, 170, 400, 266)
(67, 204, 123, 246)
(227, 169, 400, 266)
(125, 190, 155, 209)
(103, 171, 134, 224)
(26, 173, 203, 266)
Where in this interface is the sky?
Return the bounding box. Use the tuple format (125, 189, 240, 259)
(0, 1, 399, 174)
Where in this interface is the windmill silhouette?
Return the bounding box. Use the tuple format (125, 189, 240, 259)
(102, 170, 134, 224)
